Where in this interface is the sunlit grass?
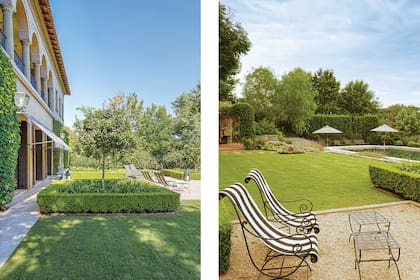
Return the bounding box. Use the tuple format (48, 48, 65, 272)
(0, 201, 200, 280)
(219, 151, 401, 219)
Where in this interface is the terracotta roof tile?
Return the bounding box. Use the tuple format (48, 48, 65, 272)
(38, 0, 70, 95)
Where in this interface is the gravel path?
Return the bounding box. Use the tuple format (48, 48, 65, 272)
(220, 201, 420, 280)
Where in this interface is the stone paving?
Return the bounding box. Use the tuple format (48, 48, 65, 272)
(0, 178, 52, 268)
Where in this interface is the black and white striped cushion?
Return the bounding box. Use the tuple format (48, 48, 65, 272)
(245, 168, 319, 232)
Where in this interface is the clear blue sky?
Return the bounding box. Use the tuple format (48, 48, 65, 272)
(50, 0, 200, 127)
(224, 0, 420, 108)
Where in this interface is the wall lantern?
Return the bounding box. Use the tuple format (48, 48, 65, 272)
(14, 91, 30, 111)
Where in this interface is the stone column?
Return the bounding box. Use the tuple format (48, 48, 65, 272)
(22, 39, 31, 79)
(26, 118, 33, 188)
(2, 3, 14, 58)
(41, 77, 47, 101)
(34, 62, 41, 93)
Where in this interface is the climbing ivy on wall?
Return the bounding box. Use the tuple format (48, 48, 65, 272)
(53, 119, 62, 173)
(0, 50, 20, 209)
(52, 119, 69, 172)
(219, 102, 255, 144)
(231, 102, 255, 140)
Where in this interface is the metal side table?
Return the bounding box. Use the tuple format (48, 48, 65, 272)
(348, 211, 390, 240)
(351, 231, 401, 280)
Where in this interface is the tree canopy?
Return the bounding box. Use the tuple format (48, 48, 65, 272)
(242, 67, 277, 122)
(169, 85, 201, 169)
(338, 80, 379, 115)
(75, 103, 135, 188)
(274, 68, 317, 135)
(219, 3, 251, 101)
(312, 69, 341, 114)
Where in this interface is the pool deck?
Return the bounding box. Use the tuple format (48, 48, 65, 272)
(325, 145, 420, 163)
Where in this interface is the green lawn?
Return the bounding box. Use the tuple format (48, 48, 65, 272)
(0, 201, 200, 280)
(219, 151, 401, 217)
(71, 170, 126, 180)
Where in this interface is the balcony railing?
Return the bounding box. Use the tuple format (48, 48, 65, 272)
(14, 50, 25, 73)
(41, 90, 45, 100)
(0, 30, 6, 49)
(31, 75, 38, 90)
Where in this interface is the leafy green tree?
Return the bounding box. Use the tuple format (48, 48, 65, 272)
(395, 107, 419, 136)
(380, 104, 405, 126)
(242, 67, 278, 121)
(338, 80, 379, 115)
(312, 69, 341, 114)
(138, 104, 173, 167)
(169, 86, 201, 169)
(106, 93, 144, 132)
(75, 105, 135, 189)
(219, 3, 251, 101)
(274, 67, 317, 135)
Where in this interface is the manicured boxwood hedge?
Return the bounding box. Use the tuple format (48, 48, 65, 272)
(37, 180, 180, 213)
(308, 114, 379, 141)
(162, 169, 201, 180)
(219, 199, 233, 273)
(369, 165, 420, 202)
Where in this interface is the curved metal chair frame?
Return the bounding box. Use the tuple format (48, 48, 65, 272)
(220, 183, 318, 279)
(140, 169, 156, 183)
(244, 168, 319, 234)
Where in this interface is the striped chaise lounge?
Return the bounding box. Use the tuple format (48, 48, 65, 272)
(220, 183, 319, 279)
(140, 169, 156, 183)
(245, 168, 320, 234)
(154, 170, 187, 192)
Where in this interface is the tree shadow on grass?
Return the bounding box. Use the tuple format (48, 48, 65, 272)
(0, 201, 200, 280)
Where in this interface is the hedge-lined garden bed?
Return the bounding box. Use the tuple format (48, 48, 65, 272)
(38, 179, 180, 213)
(369, 165, 420, 202)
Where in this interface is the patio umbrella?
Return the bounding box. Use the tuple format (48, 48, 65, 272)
(313, 125, 342, 146)
(370, 124, 398, 148)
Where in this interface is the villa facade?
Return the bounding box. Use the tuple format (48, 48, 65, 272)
(0, 0, 70, 189)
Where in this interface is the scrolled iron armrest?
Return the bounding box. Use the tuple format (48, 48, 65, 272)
(277, 197, 314, 213)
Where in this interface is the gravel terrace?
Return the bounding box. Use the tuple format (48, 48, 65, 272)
(220, 201, 420, 280)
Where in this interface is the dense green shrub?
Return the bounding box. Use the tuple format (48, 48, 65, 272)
(369, 165, 420, 202)
(394, 140, 404, 146)
(407, 141, 420, 148)
(254, 119, 279, 135)
(0, 50, 20, 208)
(219, 199, 232, 273)
(308, 114, 379, 141)
(162, 169, 201, 180)
(37, 180, 180, 213)
(241, 137, 256, 150)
